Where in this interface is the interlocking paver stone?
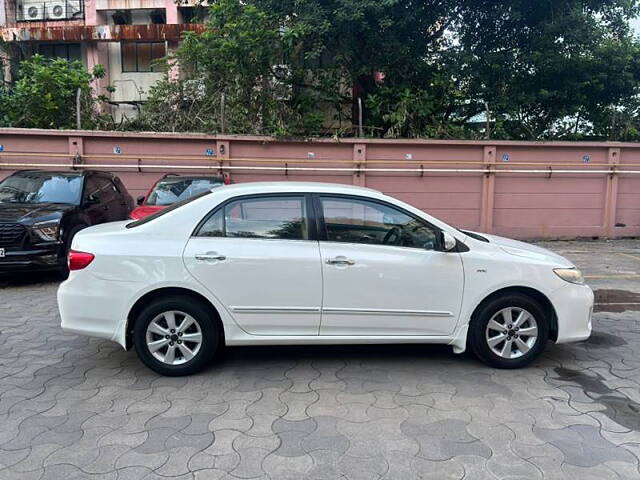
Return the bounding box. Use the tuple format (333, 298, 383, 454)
(2, 240, 640, 479)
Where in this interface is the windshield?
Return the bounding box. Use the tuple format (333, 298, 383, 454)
(146, 178, 223, 206)
(0, 173, 83, 205)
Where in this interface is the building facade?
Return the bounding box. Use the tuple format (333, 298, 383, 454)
(0, 0, 204, 120)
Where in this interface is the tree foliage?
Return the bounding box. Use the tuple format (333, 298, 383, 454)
(5, 1, 640, 140)
(0, 55, 109, 129)
(133, 0, 640, 139)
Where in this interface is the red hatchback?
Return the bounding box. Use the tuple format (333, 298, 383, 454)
(130, 174, 226, 220)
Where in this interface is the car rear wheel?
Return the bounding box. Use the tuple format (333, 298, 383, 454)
(133, 296, 220, 376)
(468, 293, 549, 369)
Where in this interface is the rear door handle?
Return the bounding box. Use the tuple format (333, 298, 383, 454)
(195, 252, 226, 261)
(326, 256, 355, 266)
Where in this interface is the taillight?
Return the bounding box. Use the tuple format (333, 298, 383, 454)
(68, 250, 95, 271)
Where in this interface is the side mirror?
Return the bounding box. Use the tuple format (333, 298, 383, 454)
(441, 232, 457, 252)
(136, 195, 145, 206)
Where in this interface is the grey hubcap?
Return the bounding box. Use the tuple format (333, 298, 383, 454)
(485, 307, 538, 359)
(145, 310, 202, 365)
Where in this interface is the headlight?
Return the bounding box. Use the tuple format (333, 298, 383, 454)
(553, 267, 585, 285)
(32, 219, 61, 242)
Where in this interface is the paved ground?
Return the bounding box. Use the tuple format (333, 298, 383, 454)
(1, 239, 640, 479)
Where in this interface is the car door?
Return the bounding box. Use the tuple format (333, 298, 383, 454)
(316, 195, 464, 336)
(183, 194, 323, 336)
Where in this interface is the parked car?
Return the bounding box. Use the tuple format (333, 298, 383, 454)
(130, 174, 226, 220)
(0, 170, 133, 276)
(58, 182, 593, 376)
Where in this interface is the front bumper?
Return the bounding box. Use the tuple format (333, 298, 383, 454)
(550, 282, 594, 344)
(0, 243, 64, 272)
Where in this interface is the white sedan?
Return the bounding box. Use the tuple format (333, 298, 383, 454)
(58, 182, 593, 376)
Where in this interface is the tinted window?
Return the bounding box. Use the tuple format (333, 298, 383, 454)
(320, 196, 439, 250)
(147, 177, 223, 206)
(0, 172, 83, 205)
(84, 176, 117, 203)
(38, 43, 81, 62)
(198, 209, 223, 237)
(82, 177, 99, 202)
(121, 42, 166, 72)
(197, 196, 308, 240)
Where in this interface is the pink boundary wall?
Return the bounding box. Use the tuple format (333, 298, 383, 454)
(0, 128, 639, 239)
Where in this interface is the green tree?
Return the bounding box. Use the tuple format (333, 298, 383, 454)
(134, 0, 640, 140)
(0, 55, 109, 129)
(455, 0, 640, 139)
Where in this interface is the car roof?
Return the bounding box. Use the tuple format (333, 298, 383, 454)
(14, 169, 84, 177)
(157, 175, 224, 182)
(15, 169, 114, 177)
(210, 181, 379, 196)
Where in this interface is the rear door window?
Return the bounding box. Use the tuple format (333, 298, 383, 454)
(196, 195, 308, 240)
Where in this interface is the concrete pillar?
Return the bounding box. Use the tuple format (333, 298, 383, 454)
(604, 147, 621, 237)
(352, 143, 366, 187)
(216, 139, 230, 182)
(85, 42, 111, 113)
(480, 145, 496, 233)
(68, 137, 84, 167)
(165, 0, 179, 24)
(167, 40, 180, 81)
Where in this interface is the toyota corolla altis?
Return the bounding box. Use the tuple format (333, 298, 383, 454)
(58, 182, 593, 376)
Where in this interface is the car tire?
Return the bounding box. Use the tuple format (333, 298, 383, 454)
(133, 296, 220, 376)
(468, 293, 549, 369)
(58, 225, 86, 279)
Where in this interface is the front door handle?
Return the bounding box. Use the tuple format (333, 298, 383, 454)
(326, 256, 355, 266)
(195, 252, 226, 261)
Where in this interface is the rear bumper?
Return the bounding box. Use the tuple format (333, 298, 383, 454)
(551, 283, 594, 344)
(58, 271, 137, 348)
(0, 243, 64, 272)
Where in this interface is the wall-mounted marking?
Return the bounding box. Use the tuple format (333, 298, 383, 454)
(307, 152, 316, 159)
(0, 145, 4, 152)
(501, 153, 510, 162)
(404, 153, 413, 160)
(206, 148, 216, 157)
(113, 146, 122, 154)
(583, 154, 591, 163)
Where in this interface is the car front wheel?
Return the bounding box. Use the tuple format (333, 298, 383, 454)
(469, 293, 549, 369)
(133, 296, 220, 376)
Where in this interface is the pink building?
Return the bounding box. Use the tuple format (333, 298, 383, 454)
(0, 0, 203, 119)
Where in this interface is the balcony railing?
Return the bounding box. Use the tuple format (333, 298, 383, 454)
(16, 0, 84, 21)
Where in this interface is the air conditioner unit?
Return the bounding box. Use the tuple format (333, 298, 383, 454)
(24, 3, 45, 20)
(49, 0, 80, 19)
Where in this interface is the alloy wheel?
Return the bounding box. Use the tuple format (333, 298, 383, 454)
(484, 307, 538, 359)
(145, 310, 203, 365)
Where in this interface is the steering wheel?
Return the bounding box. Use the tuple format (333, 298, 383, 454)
(382, 226, 402, 245)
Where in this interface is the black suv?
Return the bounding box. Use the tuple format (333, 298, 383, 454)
(0, 170, 133, 275)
